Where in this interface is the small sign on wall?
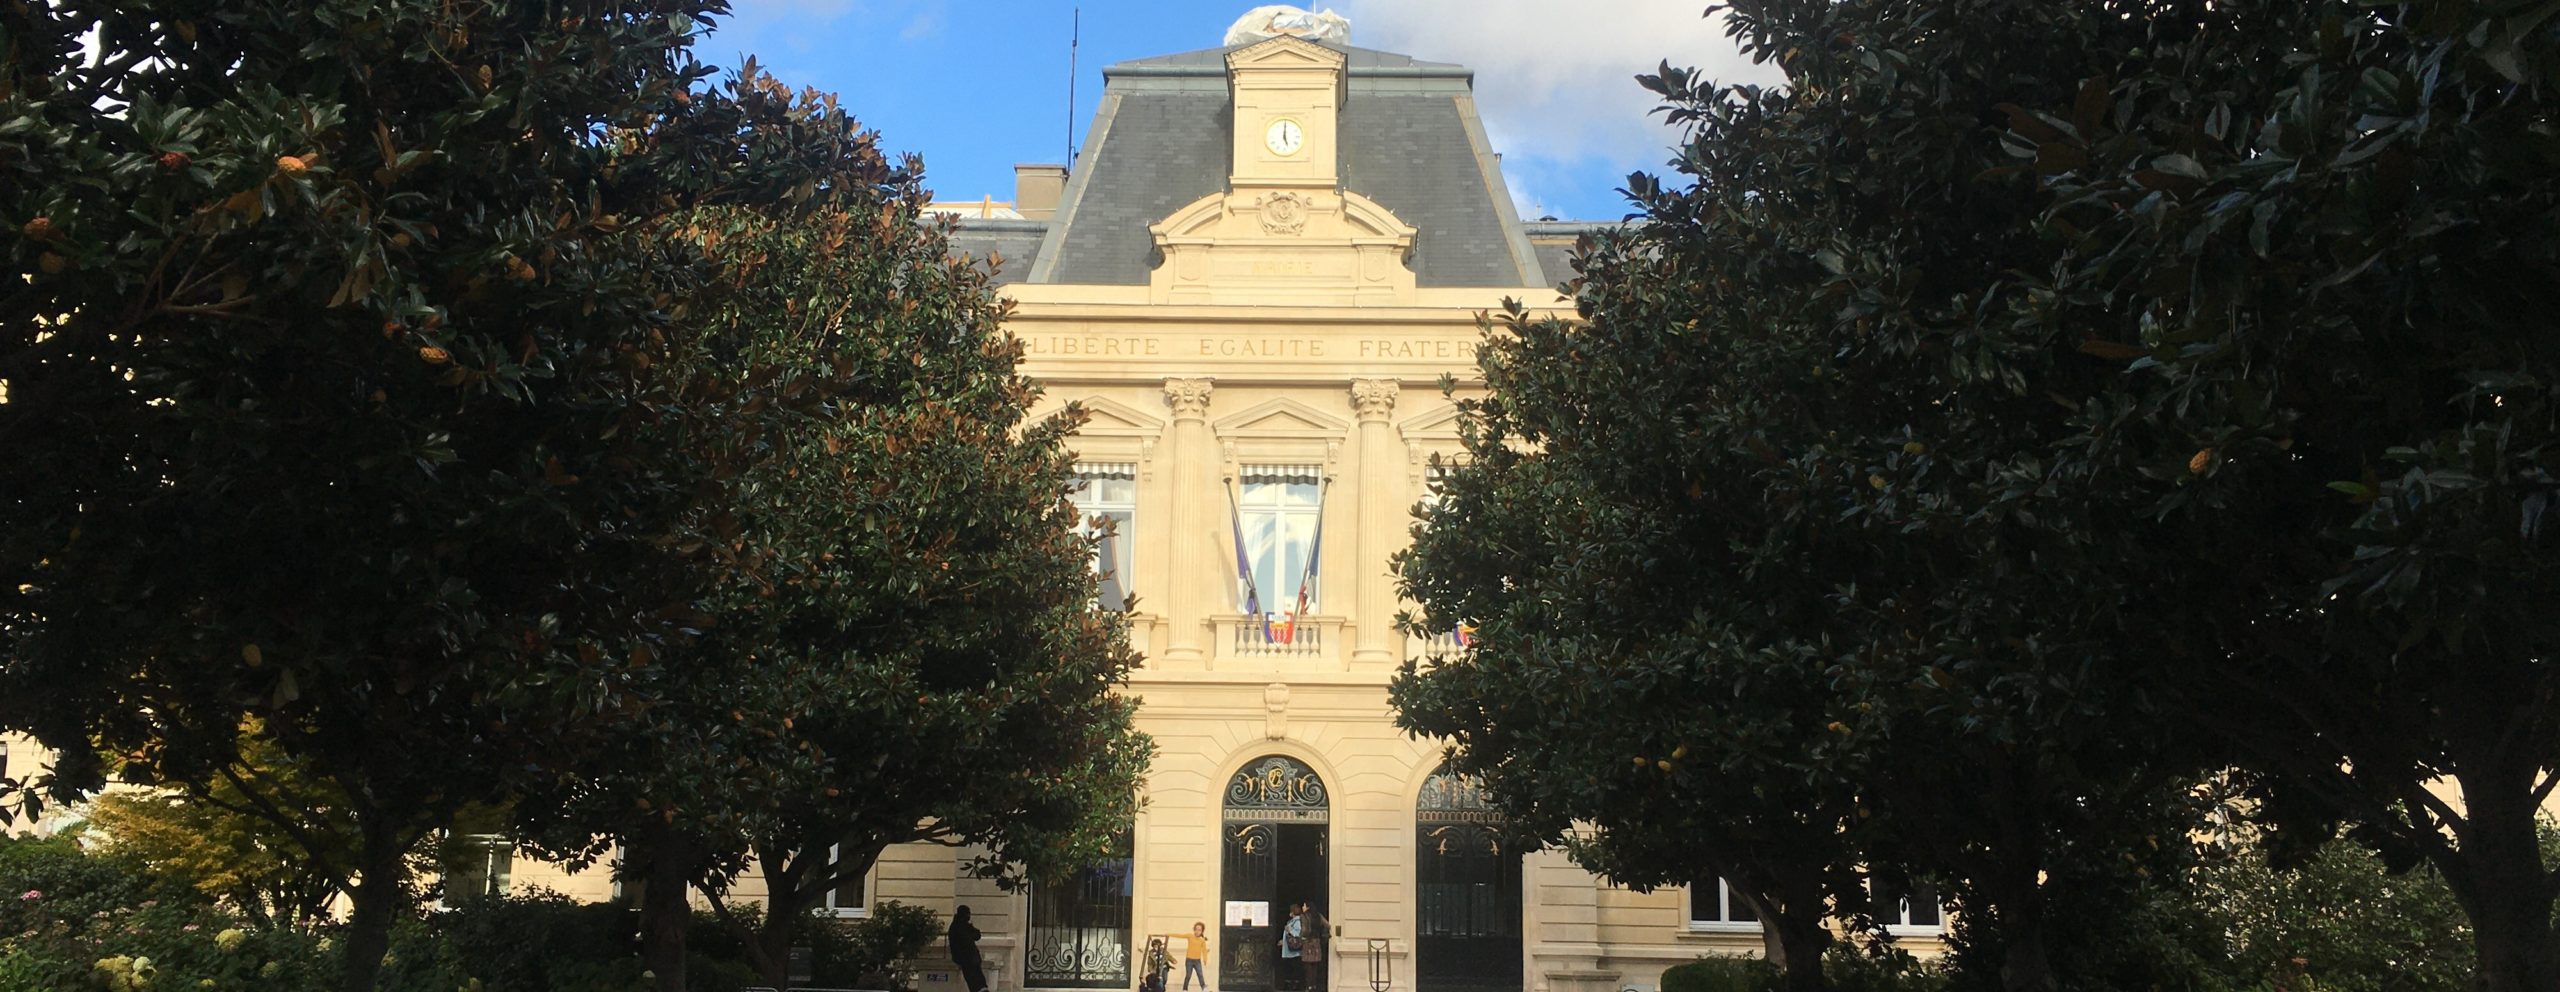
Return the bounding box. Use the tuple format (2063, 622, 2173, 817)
(1224, 900, 1271, 927)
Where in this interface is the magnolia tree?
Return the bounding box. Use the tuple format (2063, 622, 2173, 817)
(516, 183, 1151, 990)
(1396, 3, 2217, 988)
(1399, 2, 2555, 991)
(2017, 4, 2560, 988)
(0, 2, 971, 989)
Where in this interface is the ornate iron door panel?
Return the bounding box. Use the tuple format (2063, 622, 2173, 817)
(1222, 823, 1278, 992)
(1415, 770, 1522, 992)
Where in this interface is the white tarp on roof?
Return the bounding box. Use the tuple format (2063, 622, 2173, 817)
(1223, 6, 1351, 47)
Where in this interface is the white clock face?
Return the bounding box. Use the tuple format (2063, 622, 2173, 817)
(1265, 118, 1305, 156)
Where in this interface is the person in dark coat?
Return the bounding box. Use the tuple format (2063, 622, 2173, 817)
(1298, 904, 1329, 992)
(949, 905, 988, 992)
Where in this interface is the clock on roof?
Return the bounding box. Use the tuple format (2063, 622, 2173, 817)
(1264, 118, 1305, 156)
(1225, 38, 1340, 187)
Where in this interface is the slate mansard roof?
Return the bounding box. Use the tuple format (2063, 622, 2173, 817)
(948, 41, 1608, 291)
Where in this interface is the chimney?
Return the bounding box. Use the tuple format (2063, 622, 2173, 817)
(1014, 164, 1069, 220)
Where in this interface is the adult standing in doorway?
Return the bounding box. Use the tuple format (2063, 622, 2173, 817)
(1298, 904, 1328, 992)
(1278, 902, 1305, 992)
(950, 905, 988, 992)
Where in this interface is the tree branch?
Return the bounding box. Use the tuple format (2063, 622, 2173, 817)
(201, 765, 357, 899)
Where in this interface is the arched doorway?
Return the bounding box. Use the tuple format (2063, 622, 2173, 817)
(1413, 766, 1521, 992)
(1221, 755, 1329, 992)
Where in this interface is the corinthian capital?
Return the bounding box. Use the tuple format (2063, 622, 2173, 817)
(1163, 377, 1215, 421)
(1350, 378, 1400, 422)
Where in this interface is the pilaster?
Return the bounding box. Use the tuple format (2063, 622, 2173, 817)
(1349, 379, 1403, 667)
(1161, 378, 1217, 665)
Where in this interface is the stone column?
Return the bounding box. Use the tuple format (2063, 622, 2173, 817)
(1349, 379, 1403, 666)
(1161, 378, 1217, 664)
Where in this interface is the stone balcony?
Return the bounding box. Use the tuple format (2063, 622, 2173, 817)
(1210, 613, 1347, 666)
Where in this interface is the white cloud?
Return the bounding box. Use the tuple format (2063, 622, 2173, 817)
(1330, 0, 1783, 216)
(899, 1, 945, 41)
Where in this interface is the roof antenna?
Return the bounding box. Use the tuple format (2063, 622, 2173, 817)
(1066, 7, 1080, 166)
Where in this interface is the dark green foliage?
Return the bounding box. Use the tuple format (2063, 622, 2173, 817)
(0, 833, 926, 992)
(1819, 949, 1948, 992)
(1663, 957, 1785, 992)
(1, 1, 1149, 990)
(402, 892, 644, 992)
(1660, 950, 1946, 992)
(1394, 2, 2211, 987)
(810, 900, 941, 988)
(0, 0, 904, 984)
(2010, 3, 2560, 986)
(0, 832, 193, 928)
(2190, 835, 2479, 992)
(507, 122, 1150, 988)
(1397, 1, 2557, 990)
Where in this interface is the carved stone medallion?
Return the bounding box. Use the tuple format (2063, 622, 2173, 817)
(1257, 191, 1309, 236)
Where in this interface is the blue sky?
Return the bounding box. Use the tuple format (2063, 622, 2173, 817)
(699, 1, 1781, 222)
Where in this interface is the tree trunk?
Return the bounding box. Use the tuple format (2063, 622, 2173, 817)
(756, 908, 798, 991)
(1768, 909, 1831, 992)
(1993, 898, 2055, 992)
(1744, 869, 1831, 992)
(748, 841, 822, 989)
(2443, 779, 2560, 992)
(638, 829, 699, 992)
(339, 834, 410, 992)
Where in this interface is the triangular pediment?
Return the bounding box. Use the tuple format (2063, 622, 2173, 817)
(1037, 395, 1164, 436)
(1398, 403, 1465, 439)
(1226, 36, 1344, 71)
(1214, 397, 1350, 436)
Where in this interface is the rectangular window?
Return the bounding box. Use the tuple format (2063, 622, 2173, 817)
(825, 840, 870, 918)
(1235, 465, 1322, 615)
(1872, 879, 1944, 932)
(1073, 464, 1137, 611)
(444, 834, 513, 905)
(1687, 877, 1760, 930)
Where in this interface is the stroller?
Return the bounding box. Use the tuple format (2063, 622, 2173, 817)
(1140, 936, 1173, 992)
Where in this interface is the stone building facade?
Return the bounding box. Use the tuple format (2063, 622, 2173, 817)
(860, 28, 1919, 992)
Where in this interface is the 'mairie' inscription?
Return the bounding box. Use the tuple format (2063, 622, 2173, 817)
(1020, 334, 1476, 362)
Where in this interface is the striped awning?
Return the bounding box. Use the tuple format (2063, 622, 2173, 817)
(1238, 463, 1322, 485)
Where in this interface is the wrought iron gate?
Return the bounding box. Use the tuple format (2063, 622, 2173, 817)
(1024, 842, 1133, 988)
(1414, 769, 1521, 992)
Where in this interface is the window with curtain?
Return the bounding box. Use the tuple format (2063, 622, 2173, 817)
(1234, 465, 1322, 615)
(1072, 463, 1137, 610)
